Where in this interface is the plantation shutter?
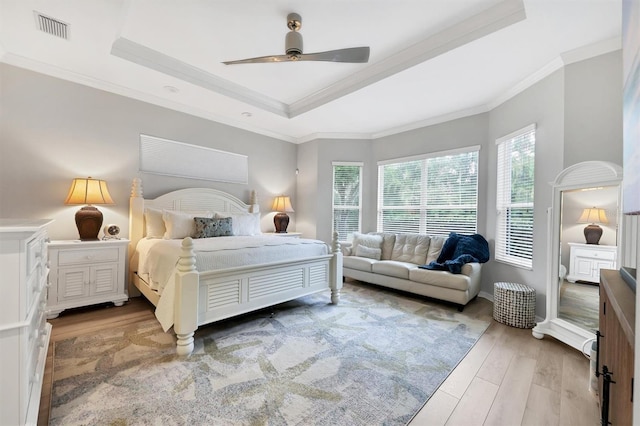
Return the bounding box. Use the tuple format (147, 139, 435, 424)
(332, 162, 362, 241)
(495, 124, 536, 269)
(377, 147, 479, 236)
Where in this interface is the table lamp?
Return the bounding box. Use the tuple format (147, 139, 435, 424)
(577, 207, 609, 245)
(272, 195, 294, 233)
(65, 177, 114, 240)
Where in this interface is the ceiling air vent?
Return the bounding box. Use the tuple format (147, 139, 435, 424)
(34, 12, 69, 39)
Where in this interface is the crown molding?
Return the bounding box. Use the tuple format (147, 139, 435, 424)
(560, 36, 621, 65)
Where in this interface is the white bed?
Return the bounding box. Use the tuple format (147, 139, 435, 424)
(128, 178, 343, 355)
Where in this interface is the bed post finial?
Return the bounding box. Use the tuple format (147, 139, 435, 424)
(177, 237, 197, 272)
(249, 190, 259, 213)
(131, 177, 143, 198)
(331, 231, 341, 254)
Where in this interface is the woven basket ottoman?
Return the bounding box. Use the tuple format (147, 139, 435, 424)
(493, 282, 536, 328)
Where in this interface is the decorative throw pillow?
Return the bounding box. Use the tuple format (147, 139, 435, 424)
(144, 207, 165, 238)
(193, 217, 233, 238)
(355, 245, 382, 260)
(162, 210, 213, 239)
(351, 232, 383, 256)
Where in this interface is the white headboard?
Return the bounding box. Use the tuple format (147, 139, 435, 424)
(128, 177, 258, 253)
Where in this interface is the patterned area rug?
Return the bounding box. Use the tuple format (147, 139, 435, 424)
(50, 282, 489, 425)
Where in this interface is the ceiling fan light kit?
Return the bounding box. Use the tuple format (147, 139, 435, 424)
(223, 12, 370, 65)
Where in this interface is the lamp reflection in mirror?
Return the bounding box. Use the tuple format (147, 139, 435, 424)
(272, 195, 294, 233)
(65, 177, 114, 241)
(577, 207, 609, 245)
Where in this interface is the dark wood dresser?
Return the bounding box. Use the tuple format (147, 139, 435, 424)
(599, 269, 635, 425)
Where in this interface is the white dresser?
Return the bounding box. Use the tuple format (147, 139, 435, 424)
(0, 219, 53, 426)
(47, 239, 129, 318)
(567, 242, 617, 284)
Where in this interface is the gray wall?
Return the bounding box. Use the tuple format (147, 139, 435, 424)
(297, 51, 624, 318)
(564, 51, 623, 166)
(0, 64, 298, 240)
(485, 68, 566, 315)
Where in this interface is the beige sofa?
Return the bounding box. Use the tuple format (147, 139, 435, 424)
(342, 232, 482, 310)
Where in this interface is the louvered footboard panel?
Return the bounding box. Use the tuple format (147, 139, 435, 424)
(206, 279, 241, 309)
(197, 257, 333, 326)
(309, 264, 328, 287)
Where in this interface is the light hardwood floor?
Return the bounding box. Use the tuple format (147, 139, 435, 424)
(38, 295, 600, 426)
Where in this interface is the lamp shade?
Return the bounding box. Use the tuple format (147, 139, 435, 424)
(64, 177, 114, 205)
(271, 196, 294, 213)
(577, 207, 609, 224)
(65, 177, 114, 241)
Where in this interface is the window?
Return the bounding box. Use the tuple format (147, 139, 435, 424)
(332, 162, 363, 241)
(377, 146, 479, 236)
(495, 124, 536, 269)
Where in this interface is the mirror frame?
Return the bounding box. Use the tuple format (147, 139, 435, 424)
(532, 160, 623, 353)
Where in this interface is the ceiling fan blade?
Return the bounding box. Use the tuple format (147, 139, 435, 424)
(299, 47, 370, 63)
(222, 54, 292, 65)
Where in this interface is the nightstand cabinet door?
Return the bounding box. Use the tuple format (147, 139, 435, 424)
(567, 242, 617, 284)
(47, 239, 129, 318)
(57, 264, 119, 302)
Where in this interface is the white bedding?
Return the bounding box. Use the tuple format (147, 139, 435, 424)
(136, 235, 329, 294)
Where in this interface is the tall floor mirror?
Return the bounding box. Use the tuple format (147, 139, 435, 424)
(532, 161, 623, 353)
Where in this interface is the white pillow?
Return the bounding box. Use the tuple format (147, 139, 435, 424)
(144, 207, 165, 238)
(355, 245, 382, 260)
(162, 210, 213, 239)
(215, 212, 261, 236)
(351, 232, 383, 256)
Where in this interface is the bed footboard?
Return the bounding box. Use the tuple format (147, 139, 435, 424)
(172, 233, 343, 356)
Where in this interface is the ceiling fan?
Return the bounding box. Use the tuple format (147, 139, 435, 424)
(222, 13, 370, 65)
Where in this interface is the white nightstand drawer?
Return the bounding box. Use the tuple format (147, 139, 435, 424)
(574, 248, 615, 261)
(58, 247, 120, 265)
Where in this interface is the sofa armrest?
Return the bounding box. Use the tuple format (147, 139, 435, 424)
(460, 262, 482, 277)
(461, 262, 482, 298)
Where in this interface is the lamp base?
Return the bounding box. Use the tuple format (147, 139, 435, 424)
(273, 212, 290, 233)
(76, 205, 103, 241)
(583, 223, 603, 245)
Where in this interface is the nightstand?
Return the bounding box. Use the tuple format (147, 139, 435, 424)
(46, 239, 129, 318)
(566, 242, 617, 284)
(265, 232, 302, 238)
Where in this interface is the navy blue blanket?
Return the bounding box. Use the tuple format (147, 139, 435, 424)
(420, 232, 490, 274)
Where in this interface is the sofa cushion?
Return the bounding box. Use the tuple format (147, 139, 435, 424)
(355, 245, 382, 260)
(426, 236, 446, 264)
(391, 234, 430, 264)
(409, 268, 470, 291)
(343, 256, 378, 272)
(370, 232, 396, 260)
(371, 260, 417, 279)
